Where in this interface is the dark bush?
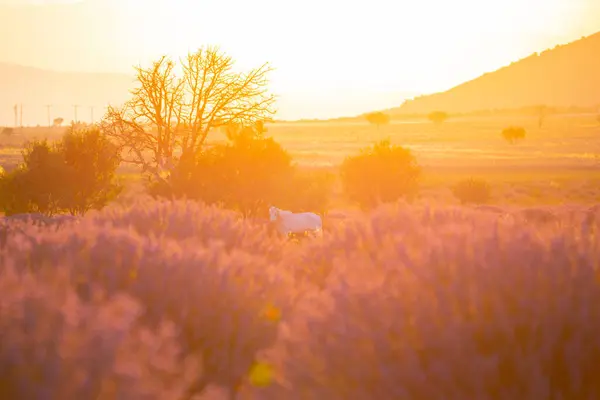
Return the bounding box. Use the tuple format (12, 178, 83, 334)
(0, 127, 121, 217)
(452, 177, 492, 205)
(0, 140, 72, 216)
(57, 127, 122, 215)
(340, 139, 421, 209)
(151, 126, 294, 218)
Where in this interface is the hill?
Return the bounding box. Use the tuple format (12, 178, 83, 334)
(0, 63, 134, 126)
(387, 32, 600, 116)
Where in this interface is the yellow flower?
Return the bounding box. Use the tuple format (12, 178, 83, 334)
(248, 361, 274, 387)
(261, 303, 281, 322)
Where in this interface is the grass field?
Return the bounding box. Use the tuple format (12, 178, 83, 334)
(2, 113, 600, 208)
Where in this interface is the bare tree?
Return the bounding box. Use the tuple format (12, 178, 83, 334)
(101, 46, 276, 182)
(101, 56, 183, 179)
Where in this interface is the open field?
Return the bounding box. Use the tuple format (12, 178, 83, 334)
(269, 114, 600, 168)
(3, 113, 599, 208)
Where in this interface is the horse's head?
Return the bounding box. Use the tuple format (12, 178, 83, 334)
(268, 206, 279, 222)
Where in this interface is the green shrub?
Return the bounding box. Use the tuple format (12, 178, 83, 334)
(57, 127, 122, 215)
(0, 127, 121, 216)
(341, 139, 421, 209)
(152, 125, 294, 218)
(452, 178, 492, 204)
(0, 140, 71, 216)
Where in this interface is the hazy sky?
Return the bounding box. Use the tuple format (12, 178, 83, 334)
(0, 0, 599, 119)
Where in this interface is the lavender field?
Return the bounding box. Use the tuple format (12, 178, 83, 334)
(1, 199, 599, 399)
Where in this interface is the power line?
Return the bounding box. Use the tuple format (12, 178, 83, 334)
(45, 104, 52, 127)
(1, 104, 121, 126)
(72, 104, 79, 123)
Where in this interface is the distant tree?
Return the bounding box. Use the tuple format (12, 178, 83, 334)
(365, 112, 391, 129)
(502, 126, 526, 144)
(452, 178, 492, 205)
(427, 111, 449, 124)
(101, 46, 275, 186)
(341, 139, 421, 209)
(0, 127, 121, 216)
(52, 117, 64, 127)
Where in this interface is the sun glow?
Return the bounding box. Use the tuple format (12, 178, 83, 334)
(111, 0, 598, 117)
(0, 0, 598, 119)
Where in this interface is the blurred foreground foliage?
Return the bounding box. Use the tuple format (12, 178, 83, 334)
(1, 200, 600, 398)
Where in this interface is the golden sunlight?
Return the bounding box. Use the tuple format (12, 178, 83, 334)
(1, 0, 597, 119)
(1, 0, 600, 397)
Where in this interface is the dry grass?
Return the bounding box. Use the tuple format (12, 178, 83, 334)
(268, 114, 600, 167)
(2, 113, 599, 208)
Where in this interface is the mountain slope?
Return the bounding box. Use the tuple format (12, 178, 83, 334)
(391, 32, 600, 115)
(0, 63, 134, 126)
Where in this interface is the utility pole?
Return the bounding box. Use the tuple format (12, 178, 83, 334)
(13, 104, 17, 127)
(73, 104, 79, 123)
(19, 104, 23, 128)
(45, 104, 52, 127)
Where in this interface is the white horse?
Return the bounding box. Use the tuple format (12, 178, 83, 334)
(269, 206, 323, 238)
